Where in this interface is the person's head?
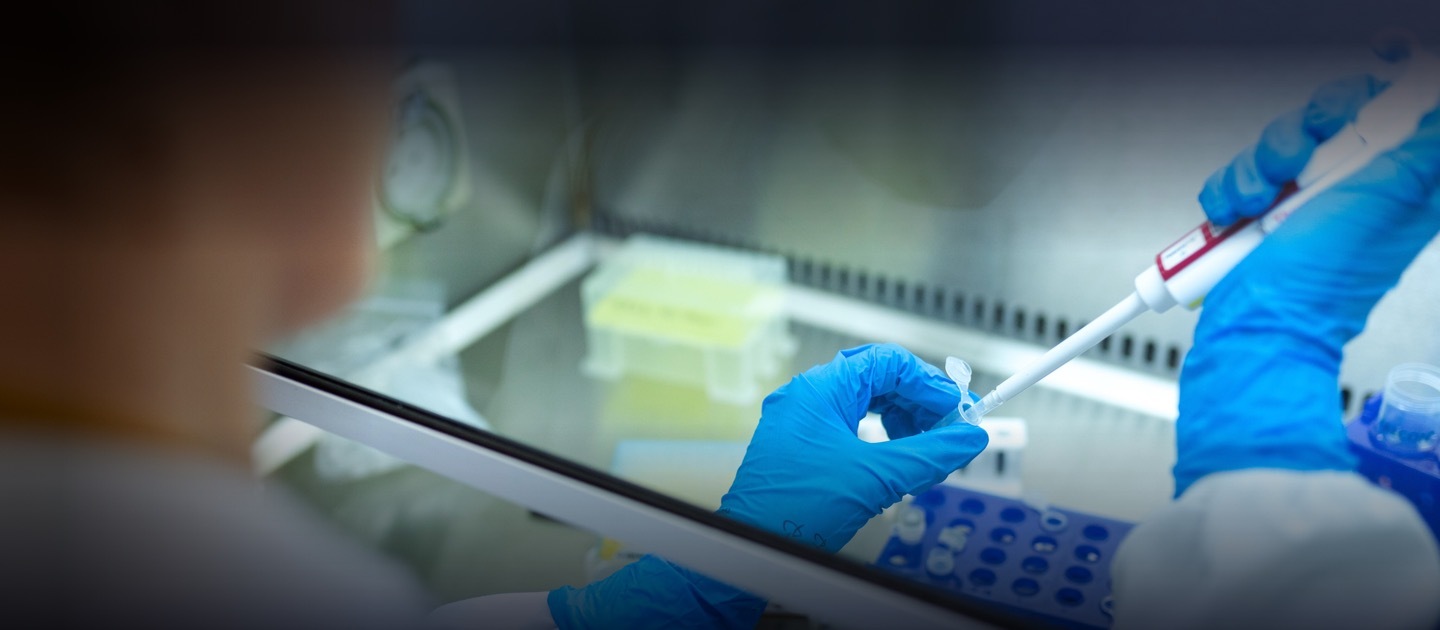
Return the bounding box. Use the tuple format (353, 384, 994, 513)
(3, 5, 398, 338)
(0, 3, 398, 456)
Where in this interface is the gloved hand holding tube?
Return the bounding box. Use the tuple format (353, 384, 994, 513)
(547, 344, 989, 629)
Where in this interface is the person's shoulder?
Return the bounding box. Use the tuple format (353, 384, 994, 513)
(0, 430, 431, 629)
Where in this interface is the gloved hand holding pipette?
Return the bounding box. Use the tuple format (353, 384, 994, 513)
(960, 47, 1440, 426)
(1174, 74, 1440, 493)
(1110, 47, 1440, 629)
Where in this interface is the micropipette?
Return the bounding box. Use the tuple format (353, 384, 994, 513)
(959, 48, 1440, 425)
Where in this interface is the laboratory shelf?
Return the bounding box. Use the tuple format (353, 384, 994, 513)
(265, 232, 1178, 619)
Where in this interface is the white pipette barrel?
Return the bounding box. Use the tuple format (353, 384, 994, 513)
(959, 48, 1440, 425)
(962, 294, 1148, 422)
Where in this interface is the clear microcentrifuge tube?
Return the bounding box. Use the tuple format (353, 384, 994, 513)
(896, 505, 928, 546)
(946, 356, 973, 392)
(1369, 362, 1440, 457)
(925, 548, 956, 578)
(935, 357, 983, 428)
(936, 525, 969, 552)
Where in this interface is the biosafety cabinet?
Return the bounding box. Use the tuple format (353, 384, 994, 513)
(253, 5, 1440, 628)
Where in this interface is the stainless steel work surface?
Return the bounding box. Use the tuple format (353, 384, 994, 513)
(269, 256, 1176, 603)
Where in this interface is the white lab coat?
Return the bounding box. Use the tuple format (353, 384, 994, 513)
(1112, 469, 1440, 629)
(0, 430, 433, 629)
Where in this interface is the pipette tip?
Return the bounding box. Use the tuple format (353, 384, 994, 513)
(959, 391, 1002, 425)
(958, 401, 984, 426)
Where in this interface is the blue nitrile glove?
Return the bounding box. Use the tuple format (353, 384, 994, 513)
(1175, 70, 1440, 496)
(719, 343, 989, 552)
(1198, 74, 1389, 226)
(548, 344, 989, 628)
(548, 555, 767, 630)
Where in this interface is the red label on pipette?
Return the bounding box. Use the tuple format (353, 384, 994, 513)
(1155, 219, 1251, 280)
(1155, 183, 1298, 281)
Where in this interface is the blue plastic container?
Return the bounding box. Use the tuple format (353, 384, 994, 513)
(1350, 394, 1440, 543)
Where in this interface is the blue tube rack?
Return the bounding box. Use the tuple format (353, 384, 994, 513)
(873, 485, 1134, 628)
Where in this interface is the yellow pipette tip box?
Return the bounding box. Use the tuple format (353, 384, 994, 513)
(582, 234, 795, 404)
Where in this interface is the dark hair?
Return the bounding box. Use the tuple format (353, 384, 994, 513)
(0, 2, 396, 213)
